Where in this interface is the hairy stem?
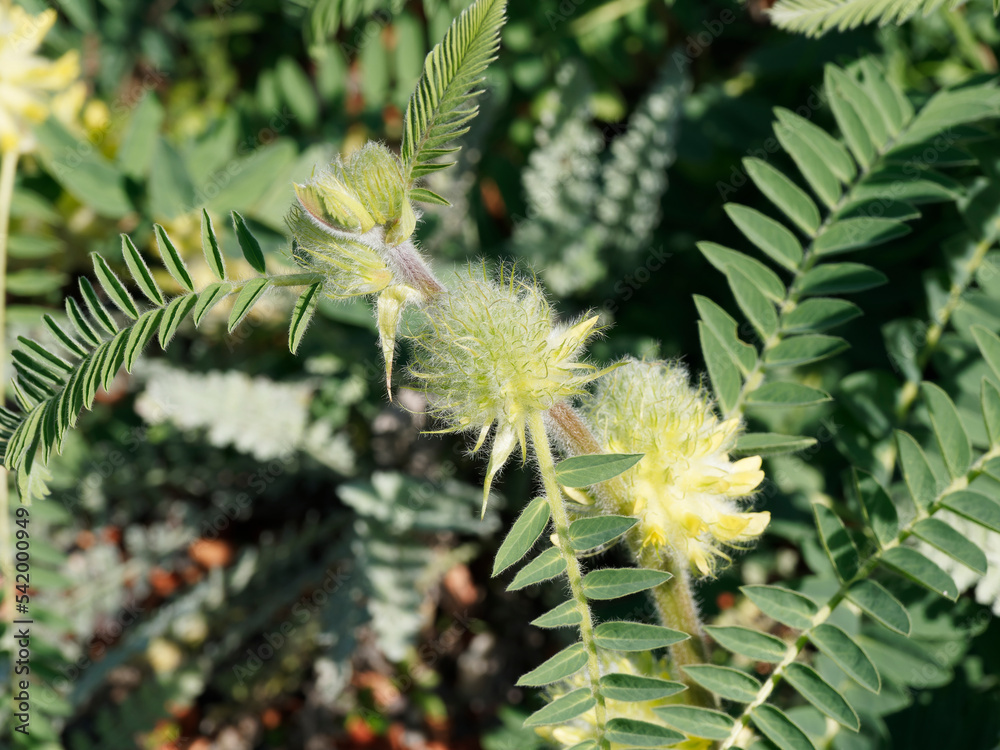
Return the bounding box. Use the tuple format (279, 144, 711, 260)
(528, 410, 609, 748)
(634, 543, 717, 707)
(0, 148, 18, 693)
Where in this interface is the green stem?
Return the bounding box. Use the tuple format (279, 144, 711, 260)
(528, 411, 609, 749)
(0, 148, 18, 696)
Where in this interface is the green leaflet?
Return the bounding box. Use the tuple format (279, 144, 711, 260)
(228, 278, 270, 332)
(812, 504, 859, 582)
(895, 430, 939, 509)
(516, 643, 587, 686)
(747, 382, 831, 408)
(232, 211, 267, 273)
(605, 719, 684, 748)
(808, 623, 880, 693)
(704, 625, 788, 663)
(682, 664, 761, 703)
(783, 662, 859, 730)
(653, 705, 733, 741)
(201, 208, 227, 281)
(742, 585, 818, 629)
(795, 263, 886, 296)
(599, 674, 686, 702)
(567, 514, 636, 552)
(592, 621, 688, 651)
(581, 568, 671, 600)
(781, 298, 861, 333)
(921, 382, 972, 479)
(764, 334, 848, 367)
(493, 496, 550, 575)
(522, 687, 594, 727)
(853, 469, 898, 549)
(506, 546, 565, 591)
(120, 234, 164, 306)
(743, 156, 821, 236)
(154, 223, 194, 292)
(554, 453, 643, 487)
(750, 704, 816, 750)
(733, 432, 817, 456)
(881, 546, 958, 601)
(912, 518, 987, 574)
(530, 599, 580, 629)
(288, 283, 322, 355)
(940, 490, 1000, 533)
(847, 580, 911, 636)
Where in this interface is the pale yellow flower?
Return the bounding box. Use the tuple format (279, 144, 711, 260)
(580, 359, 769, 576)
(0, 5, 80, 154)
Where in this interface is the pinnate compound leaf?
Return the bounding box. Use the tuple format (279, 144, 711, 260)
(555, 453, 643, 487)
(493, 496, 550, 575)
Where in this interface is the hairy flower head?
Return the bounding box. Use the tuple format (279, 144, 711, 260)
(535, 652, 710, 750)
(0, 5, 81, 154)
(409, 264, 606, 514)
(580, 359, 768, 577)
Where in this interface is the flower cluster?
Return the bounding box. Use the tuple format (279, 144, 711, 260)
(0, 4, 82, 155)
(580, 359, 769, 576)
(408, 264, 606, 513)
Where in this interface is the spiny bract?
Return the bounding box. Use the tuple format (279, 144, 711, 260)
(408, 264, 605, 515)
(580, 359, 769, 577)
(0, 4, 82, 154)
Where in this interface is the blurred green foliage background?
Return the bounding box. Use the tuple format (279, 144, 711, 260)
(2, 0, 1000, 748)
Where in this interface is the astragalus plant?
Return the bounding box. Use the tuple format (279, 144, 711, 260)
(4, 1, 1000, 749)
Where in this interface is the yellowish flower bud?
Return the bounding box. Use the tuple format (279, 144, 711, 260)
(408, 264, 609, 515)
(579, 359, 769, 577)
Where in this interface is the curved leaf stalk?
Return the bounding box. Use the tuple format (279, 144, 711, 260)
(528, 410, 610, 748)
(0, 148, 17, 665)
(726, 116, 921, 420)
(548, 402, 714, 705)
(717, 444, 1000, 749)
